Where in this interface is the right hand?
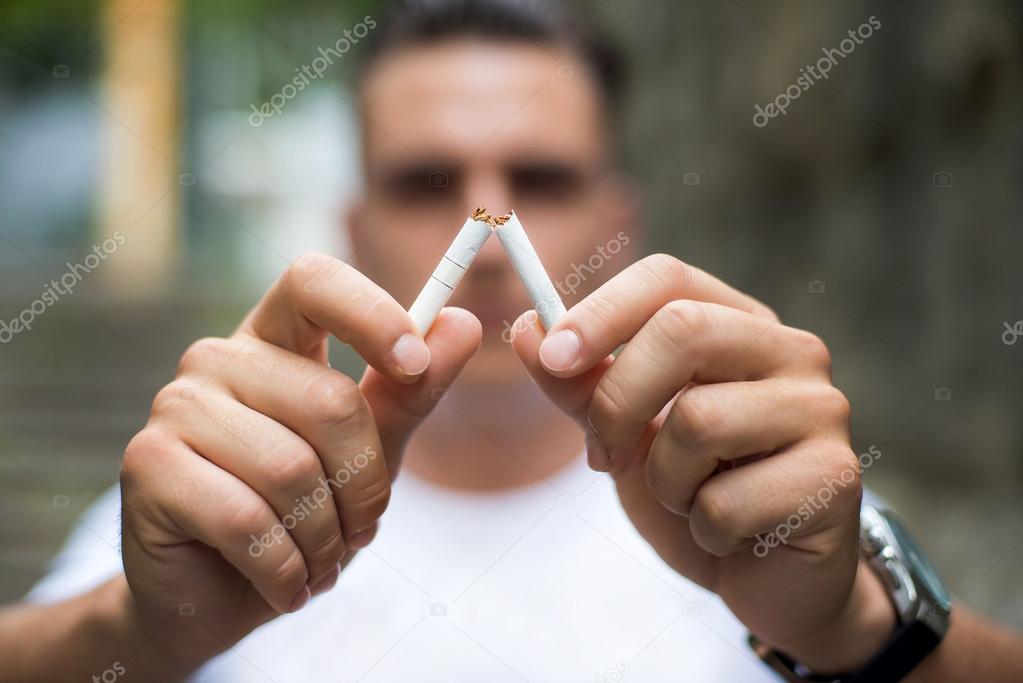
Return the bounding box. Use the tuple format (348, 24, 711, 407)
(118, 253, 481, 666)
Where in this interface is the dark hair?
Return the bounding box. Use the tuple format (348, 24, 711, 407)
(357, 0, 626, 111)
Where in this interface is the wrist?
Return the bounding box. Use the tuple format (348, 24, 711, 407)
(782, 559, 897, 674)
(97, 575, 200, 682)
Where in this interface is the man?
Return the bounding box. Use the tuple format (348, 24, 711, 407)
(1, 1, 1021, 681)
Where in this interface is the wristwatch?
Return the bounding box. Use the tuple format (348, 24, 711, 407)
(750, 504, 952, 683)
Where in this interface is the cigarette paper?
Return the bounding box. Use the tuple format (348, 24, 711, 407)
(494, 212, 567, 331)
(408, 211, 493, 334)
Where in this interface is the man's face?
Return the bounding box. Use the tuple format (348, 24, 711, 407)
(350, 39, 634, 384)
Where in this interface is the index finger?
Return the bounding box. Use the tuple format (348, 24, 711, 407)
(240, 252, 430, 384)
(537, 254, 778, 377)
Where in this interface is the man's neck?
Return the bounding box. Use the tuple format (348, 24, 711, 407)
(402, 379, 583, 491)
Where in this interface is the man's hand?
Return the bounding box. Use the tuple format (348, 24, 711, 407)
(118, 253, 481, 668)
(511, 254, 895, 673)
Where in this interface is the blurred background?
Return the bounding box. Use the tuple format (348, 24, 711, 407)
(1, 0, 1021, 629)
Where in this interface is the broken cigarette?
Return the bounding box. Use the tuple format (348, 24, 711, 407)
(494, 211, 567, 331)
(407, 209, 494, 334)
(407, 207, 567, 336)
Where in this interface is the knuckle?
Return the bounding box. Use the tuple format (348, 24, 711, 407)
(223, 497, 273, 545)
(177, 337, 228, 375)
(644, 453, 689, 515)
(818, 385, 851, 426)
(286, 252, 339, 296)
(290, 251, 336, 280)
(690, 485, 744, 555)
(653, 299, 711, 346)
(151, 380, 197, 417)
(667, 391, 722, 449)
(590, 373, 632, 425)
(345, 475, 391, 521)
(308, 526, 347, 569)
(753, 303, 781, 322)
(304, 373, 366, 427)
(120, 428, 171, 492)
(693, 485, 739, 533)
(580, 289, 620, 332)
(269, 547, 309, 592)
(792, 329, 831, 372)
(824, 448, 863, 499)
(641, 253, 697, 288)
(261, 442, 322, 494)
(352, 285, 392, 322)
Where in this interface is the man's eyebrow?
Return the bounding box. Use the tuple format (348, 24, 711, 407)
(508, 159, 586, 175)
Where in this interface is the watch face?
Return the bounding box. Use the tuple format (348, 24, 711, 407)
(886, 512, 952, 614)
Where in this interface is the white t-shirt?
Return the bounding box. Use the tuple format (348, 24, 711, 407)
(29, 454, 782, 682)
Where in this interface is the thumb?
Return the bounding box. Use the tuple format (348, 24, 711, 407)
(359, 307, 482, 474)
(510, 310, 616, 471)
(509, 310, 613, 427)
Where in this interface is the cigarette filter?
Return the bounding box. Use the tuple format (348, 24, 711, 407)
(495, 212, 567, 331)
(408, 211, 493, 334)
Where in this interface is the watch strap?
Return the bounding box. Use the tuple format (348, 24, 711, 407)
(843, 619, 941, 683)
(751, 619, 942, 683)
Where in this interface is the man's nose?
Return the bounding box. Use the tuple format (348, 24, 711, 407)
(462, 167, 513, 213)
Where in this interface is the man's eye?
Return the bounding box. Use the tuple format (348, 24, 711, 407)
(511, 166, 586, 201)
(383, 170, 457, 202)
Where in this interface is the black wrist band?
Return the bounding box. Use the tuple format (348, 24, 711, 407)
(751, 620, 941, 683)
(842, 619, 941, 683)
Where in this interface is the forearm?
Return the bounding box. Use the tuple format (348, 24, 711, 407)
(0, 574, 195, 683)
(903, 604, 1023, 683)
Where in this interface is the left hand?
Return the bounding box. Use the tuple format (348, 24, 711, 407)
(511, 254, 894, 672)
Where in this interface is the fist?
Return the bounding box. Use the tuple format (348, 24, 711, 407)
(119, 253, 481, 664)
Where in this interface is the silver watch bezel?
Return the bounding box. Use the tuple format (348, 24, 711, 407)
(859, 504, 951, 638)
